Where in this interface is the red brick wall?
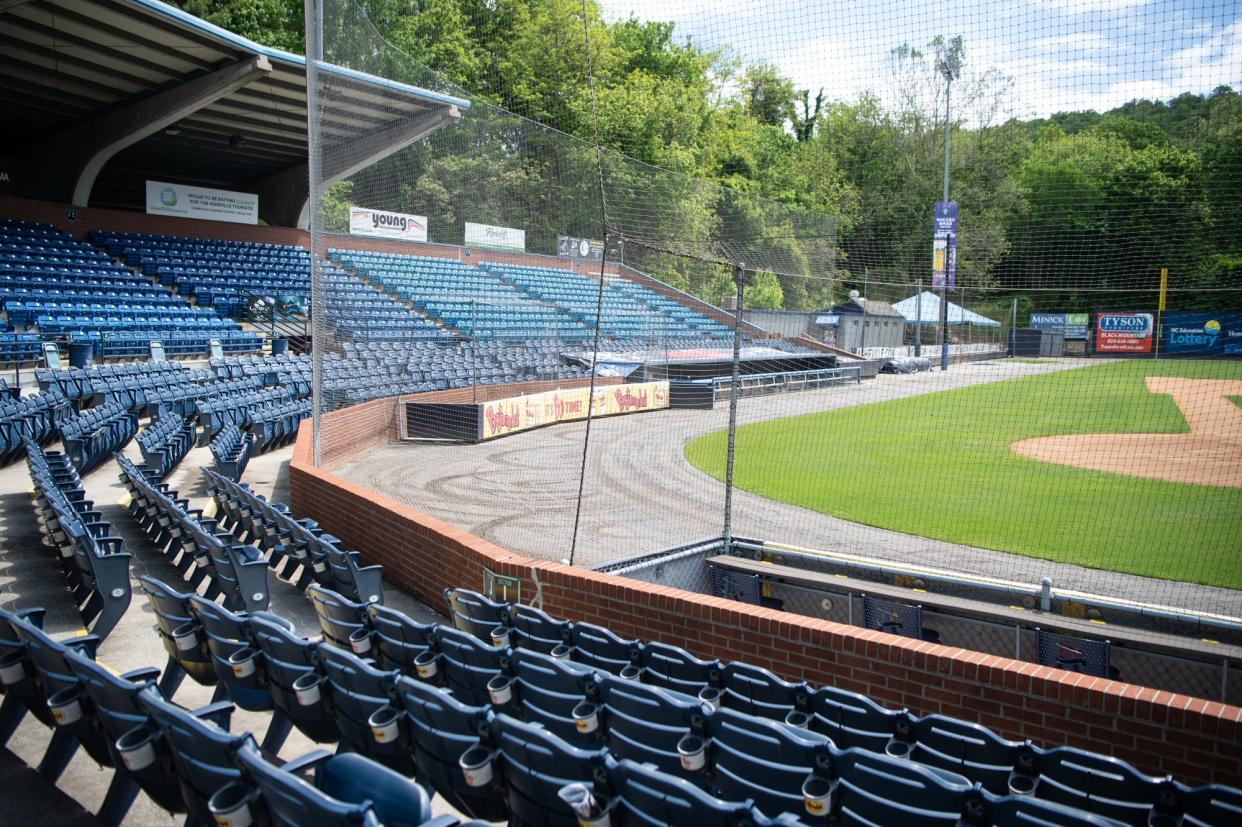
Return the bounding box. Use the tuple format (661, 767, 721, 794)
(290, 401, 1242, 788)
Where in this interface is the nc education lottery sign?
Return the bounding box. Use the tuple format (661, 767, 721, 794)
(349, 208, 428, 242)
(464, 221, 526, 252)
(145, 180, 258, 225)
(1095, 312, 1154, 354)
(1161, 312, 1242, 356)
(480, 381, 669, 440)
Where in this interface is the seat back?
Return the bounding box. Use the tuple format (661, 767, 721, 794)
(1036, 630, 1112, 678)
(489, 713, 610, 827)
(804, 685, 902, 754)
(308, 585, 373, 653)
(832, 747, 973, 826)
(910, 713, 1025, 794)
(640, 641, 717, 696)
(393, 675, 507, 822)
(862, 595, 924, 639)
(137, 689, 250, 825)
(609, 757, 759, 827)
(701, 705, 833, 820)
(317, 645, 413, 772)
(507, 647, 594, 746)
(570, 622, 640, 676)
(1034, 746, 1168, 824)
(368, 603, 436, 672)
(249, 616, 338, 743)
(716, 661, 803, 721)
(236, 742, 431, 827)
(509, 604, 571, 654)
(138, 576, 215, 686)
(445, 588, 508, 642)
(433, 625, 508, 707)
(595, 671, 707, 778)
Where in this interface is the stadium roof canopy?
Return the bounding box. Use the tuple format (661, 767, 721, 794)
(891, 291, 1002, 327)
(0, 0, 469, 227)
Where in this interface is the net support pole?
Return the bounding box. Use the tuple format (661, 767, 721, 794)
(304, 0, 324, 466)
(722, 264, 748, 555)
(939, 76, 951, 372)
(914, 278, 922, 357)
(1010, 298, 1018, 355)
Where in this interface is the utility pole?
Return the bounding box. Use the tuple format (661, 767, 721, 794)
(936, 36, 962, 372)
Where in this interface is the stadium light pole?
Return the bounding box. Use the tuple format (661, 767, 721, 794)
(722, 263, 750, 556)
(936, 37, 962, 372)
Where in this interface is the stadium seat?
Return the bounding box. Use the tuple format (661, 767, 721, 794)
(828, 746, 973, 826)
(430, 625, 509, 707)
(138, 575, 215, 697)
(800, 684, 905, 754)
(368, 603, 438, 673)
(640, 640, 719, 696)
(233, 741, 436, 827)
(505, 646, 596, 746)
(248, 615, 339, 744)
(1021, 745, 1174, 825)
(393, 674, 509, 821)
(482, 713, 612, 827)
(316, 645, 415, 773)
(570, 622, 643, 677)
(861, 595, 941, 643)
(594, 668, 707, 778)
(711, 661, 805, 721)
(445, 587, 510, 642)
(1036, 628, 1120, 680)
(508, 602, 572, 654)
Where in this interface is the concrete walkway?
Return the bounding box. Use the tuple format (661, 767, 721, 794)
(0, 437, 448, 825)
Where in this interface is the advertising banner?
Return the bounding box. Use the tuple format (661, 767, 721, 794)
(481, 381, 669, 440)
(465, 221, 526, 252)
(1030, 312, 1089, 339)
(557, 235, 604, 261)
(145, 180, 258, 224)
(1095, 311, 1154, 354)
(931, 201, 957, 290)
(1161, 312, 1242, 356)
(349, 207, 428, 242)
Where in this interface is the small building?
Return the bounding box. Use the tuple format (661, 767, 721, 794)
(820, 293, 905, 352)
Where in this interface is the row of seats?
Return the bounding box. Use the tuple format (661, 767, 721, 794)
(195, 386, 294, 438)
(145, 578, 1238, 826)
(0, 387, 68, 466)
(135, 413, 196, 480)
(60, 400, 137, 473)
(247, 397, 311, 453)
(116, 455, 270, 614)
(0, 331, 44, 363)
(36, 360, 187, 402)
(202, 467, 384, 604)
(0, 606, 481, 827)
(23, 440, 131, 640)
(209, 424, 254, 482)
(75, 329, 264, 358)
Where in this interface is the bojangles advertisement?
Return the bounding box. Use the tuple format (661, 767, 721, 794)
(481, 381, 670, 440)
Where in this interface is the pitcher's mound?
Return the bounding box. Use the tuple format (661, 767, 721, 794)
(1011, 377, 1242, 488)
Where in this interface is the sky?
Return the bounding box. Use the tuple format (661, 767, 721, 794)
(598, 0, 1242, 119)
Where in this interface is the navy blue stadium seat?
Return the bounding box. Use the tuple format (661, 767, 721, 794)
(430, 625, 509, 707)
(368, 603, 438, 674)
(711, 661, 804, 721)
(317, 645, 415, 773)
(1036, 628, 1119, 680)
(233, 741, 435, 827)
(249, 615, 339, 743)
(506, 646, 596, 746)
(570, 622, 642, 677)
(508, 602, 572, 654)
(861, 595, 940, 643)
(594, 669, 707, 778)
(445, 587, 509, 642)
(393, 674, 508, 821)
(640, 640, 719, 696)
(800, 684, 904, 754)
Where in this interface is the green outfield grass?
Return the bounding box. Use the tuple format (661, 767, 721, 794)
(685, 360, 1242, 588)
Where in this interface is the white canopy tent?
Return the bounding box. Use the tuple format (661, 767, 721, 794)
(891, 292, 1002, 327)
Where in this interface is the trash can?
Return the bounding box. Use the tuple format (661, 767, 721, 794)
(68, 341, 94, 368)
(270, 338, 289, 356)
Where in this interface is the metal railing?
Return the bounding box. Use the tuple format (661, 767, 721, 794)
(712, 366, 862, 401)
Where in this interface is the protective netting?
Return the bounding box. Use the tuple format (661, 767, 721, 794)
(307, 0, 1241, 663)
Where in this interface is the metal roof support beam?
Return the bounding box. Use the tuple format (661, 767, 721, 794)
(10, 54, 271, 206)
(0, 0, 37, 14)
(253, 104, 460, 229)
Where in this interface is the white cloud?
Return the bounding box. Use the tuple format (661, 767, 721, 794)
(1032, 32, 1121, 53)
(1034, 0, 1149, 15)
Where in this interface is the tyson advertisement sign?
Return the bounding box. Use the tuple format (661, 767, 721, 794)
(1095, 312, 1154, 354)
(481, 381, 669, 440)
(349, 208, 428, 242)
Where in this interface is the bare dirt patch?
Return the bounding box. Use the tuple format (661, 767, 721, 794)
(1011, 377, 1242, 488)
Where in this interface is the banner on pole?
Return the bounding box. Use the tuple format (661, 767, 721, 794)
(932, 201, 957, 290)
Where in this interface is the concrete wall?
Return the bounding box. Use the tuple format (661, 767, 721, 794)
(289, 399, 1242, 788)
(740, 309, 817, 339)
